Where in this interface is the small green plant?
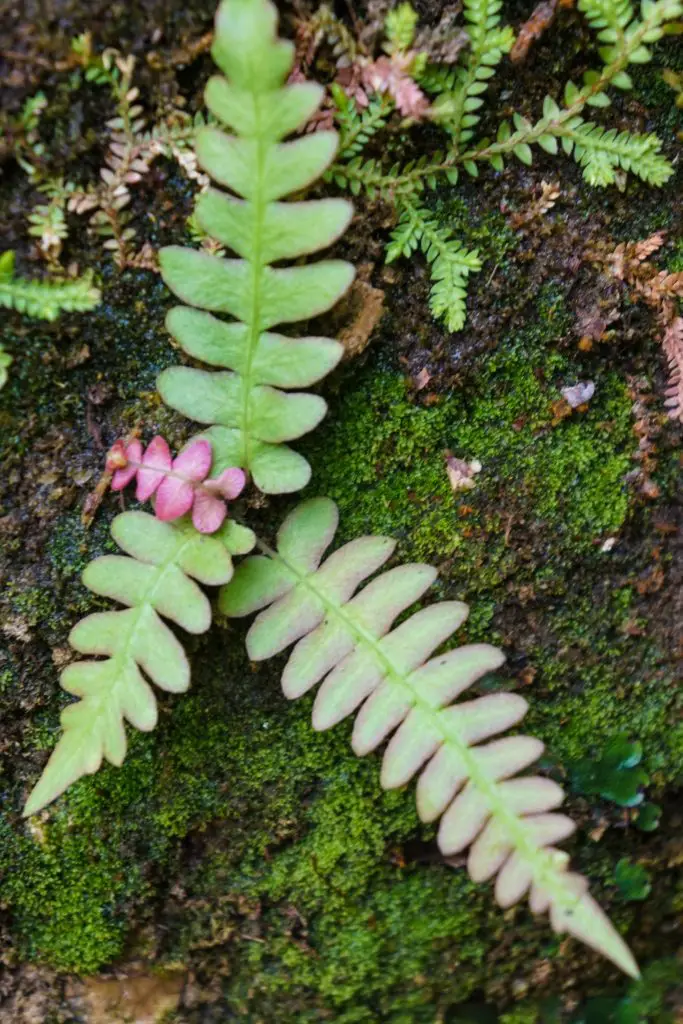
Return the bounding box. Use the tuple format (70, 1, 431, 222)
(614, 858, 652, 901)
(24, 0, 643, 980)
(0, 250, 100, 321)
(326, 0, 682, 331)
(570, 734, 650, 807)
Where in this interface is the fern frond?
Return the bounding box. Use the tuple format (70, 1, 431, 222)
(431, 0, 514, 148)
(220, 498, 640, 979)
(23, 512, 245, 816)
(332, 93, 391, 162)
(157, 0, 355, 495)
(387, 200, 481, 332)
(662, 316, 683, 422)
(579, 0, 682, 67)
(0, 250, 101, 321)
(561, 120, 674, 186)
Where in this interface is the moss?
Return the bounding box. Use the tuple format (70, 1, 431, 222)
(306, 303, 631, 575)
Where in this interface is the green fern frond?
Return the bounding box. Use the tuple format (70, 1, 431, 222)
(331, 91, 391, 163)
(384, 2, 419, 53)
(220, 498, 640, 979)
(432, 0, 514, 148)
(0, 250, 100, 321)
(387, 201, 481, 332)
(561, 120, 674, 186)
(578, 0, 634, 35)
(158, 0, 355, 495)
(23, 512, 248, 816)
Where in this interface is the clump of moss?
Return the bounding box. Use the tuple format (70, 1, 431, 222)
(307, 308, 632, 575)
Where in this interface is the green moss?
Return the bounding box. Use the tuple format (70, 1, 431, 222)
(306, 310, 631, 581)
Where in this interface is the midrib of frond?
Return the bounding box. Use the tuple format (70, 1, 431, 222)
(64, 535, 197, 757)
(239, 99, 267, 471)
(256, 536, 582, 916)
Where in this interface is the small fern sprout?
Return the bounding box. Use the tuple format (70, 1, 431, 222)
(23, 440, 255, 817)
(157, 0, 355, 495)
(220, 498, 640, 979)
(106, 436, 246, 533)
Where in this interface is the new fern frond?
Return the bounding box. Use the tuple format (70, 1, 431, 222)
(387, 199, 481, 332)
(24, 509, 254, 816)
(157, 0, 355, 495)
(431, 0, 514, 148)
(220, 498, 639, 979)
(0, 250, 101, 321)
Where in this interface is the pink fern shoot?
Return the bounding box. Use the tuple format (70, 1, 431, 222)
(106, 436, 246, 533)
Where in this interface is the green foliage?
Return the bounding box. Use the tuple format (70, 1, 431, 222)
(23, 512, 243, 816)
(0, 250, 101, 321)
(221, 497, 639, 978)
(614, 858, 652, 901)
(570, 735, 650, 807)
(327, 0, 681, 331)
(158, 0, 355, 494)
(634, 801, 662, 831)
(384, 2, 419, 53)
(431, 0, 514, 147)
(387, 198, 482, 332)
(330, 90, 391, 163)
(572, 958, 682, 1024)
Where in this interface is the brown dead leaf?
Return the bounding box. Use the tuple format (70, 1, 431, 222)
(338, 279, 385, 359)
(510, 0, 560, 62)
(413, 367, 431, 390)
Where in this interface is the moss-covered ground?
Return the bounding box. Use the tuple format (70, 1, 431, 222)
(0, 1, 682, 1021)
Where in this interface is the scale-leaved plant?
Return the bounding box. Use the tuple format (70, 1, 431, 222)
(328, 0, 682, 331)
(24, 0, 644, 980)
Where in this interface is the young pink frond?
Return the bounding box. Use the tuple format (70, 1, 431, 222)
(155, 476, 195, 521)
(206, 467, 247, 500)
(136, 435, 172, 500)
(110, 439, 143, 490)
(192, 489, 228, 533)
(172, 439, 213, 481)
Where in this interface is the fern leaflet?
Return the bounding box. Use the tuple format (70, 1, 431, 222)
(157, 0, 355, 495)
(23, 512, 249, 816)
(220, 498, 640, 979)
(431, 0, 514, 148)
(387, 199, 481, 332)
(0, 250, 100, 321)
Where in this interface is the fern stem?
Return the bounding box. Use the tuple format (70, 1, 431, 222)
(253, 534, 589, 920)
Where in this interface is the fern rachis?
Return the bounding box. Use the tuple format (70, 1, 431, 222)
(157, 0, 355, 495)
(221, 497, 640, 978)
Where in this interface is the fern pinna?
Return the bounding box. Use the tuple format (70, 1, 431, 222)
(24, 501, 255, 817)
(221, 497, 639, 979)
(157, 0, 354, 494)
